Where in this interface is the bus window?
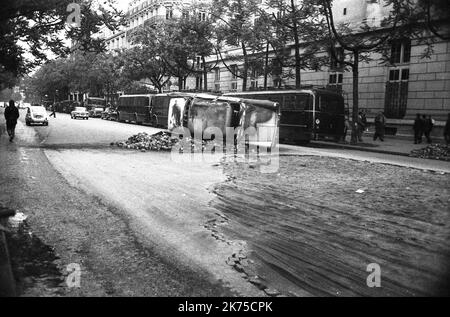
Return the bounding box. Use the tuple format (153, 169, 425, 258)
(319, 94, 344, 113)
(296, 94, 313, 111)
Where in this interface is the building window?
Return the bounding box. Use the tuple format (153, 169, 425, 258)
(343, 8, 347, 15)
(196, 76, 203, 90)
(384, 67, 409, 119)
(214, 83, 220, 92)
(276, 10, 285, 19)
(198, 12, 206, 21)
(390, 39, 411, 64)
(166, 7, 173, 20)
(230, 64, 238, 80)
(214, 68, 220, 81)
(182, 10, 189, 19)
(330, 46, 344, 70)
(230, 82, 238, 91)
(250, 80, 258, 90)
(328, 72, 343, 91)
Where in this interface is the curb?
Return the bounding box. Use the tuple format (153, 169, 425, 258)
(310, 141, 411, 157)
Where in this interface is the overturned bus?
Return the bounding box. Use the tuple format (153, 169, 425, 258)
(168, 94, 280, 149)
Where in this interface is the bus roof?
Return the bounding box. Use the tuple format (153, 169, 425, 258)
(224, 89, 341, 96)
(119, 94, 153, 98)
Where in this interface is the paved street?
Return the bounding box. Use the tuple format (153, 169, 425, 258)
(1, 109, 449, 296)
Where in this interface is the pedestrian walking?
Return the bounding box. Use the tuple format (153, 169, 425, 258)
(413, 113, 424, 144)
(423, 114, 433, 144)
(342, 110, 351, 143)
(373, 111, 386, 142)
(361, 110, 368, 132)
(357, 111, 366, 142)
(444, 113, 450, 145)
(49, 103, 56, 118)
(4, 100, 20, 142)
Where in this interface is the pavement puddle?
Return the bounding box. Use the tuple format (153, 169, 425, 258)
(4, 211, 66, 296)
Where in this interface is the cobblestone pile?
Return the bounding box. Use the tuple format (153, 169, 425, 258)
(114, 131, 209, 152)
(410, 144, 450, 161)
(114, 132, 178, 151)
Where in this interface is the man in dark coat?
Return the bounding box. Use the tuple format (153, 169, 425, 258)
(423, 115, 433, 144)
(413, 113, 424, 144)
(373, 111, 386, 141)
(4, 100, 20, 142)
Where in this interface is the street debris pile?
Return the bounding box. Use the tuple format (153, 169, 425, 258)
(410, 144, 450, 161)
(113, 131, 209, 152)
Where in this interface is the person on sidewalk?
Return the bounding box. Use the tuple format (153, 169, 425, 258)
(373, 111, 386, 142)
(423, 114, 433, 144)
(413, 113, 424, 144)
(342, 110, 351, 143)
(49, 103, 56, 118)
(357, 111, 366, 142)
(444, 113, 450, 145)
(4, 100, 20, 142)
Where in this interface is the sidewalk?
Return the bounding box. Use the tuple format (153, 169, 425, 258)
(311, 133, 446, 157)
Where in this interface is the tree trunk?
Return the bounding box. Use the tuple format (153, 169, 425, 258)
(178, 77, 183, 91)
(351, 50, 359, 145)
(202, 56, 208, 91)
(291, 0, 301, 88)
(264, 42, 269, 89)
(242, 43, 248, 92)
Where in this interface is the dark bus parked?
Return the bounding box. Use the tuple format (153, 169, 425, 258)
(117, 95, 152, 124)
(117, 93, 196, 128)
(225, 89, 345, 143)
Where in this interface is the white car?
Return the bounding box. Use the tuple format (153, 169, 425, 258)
(25, 106, 49, 126)
(71, 107, 89, 120)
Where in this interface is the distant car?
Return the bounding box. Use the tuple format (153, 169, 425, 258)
(101, 107, 118, 121)
(71, 107, 89, 120)
(25, 106, 49, 126)
(89, 107, 105, 118)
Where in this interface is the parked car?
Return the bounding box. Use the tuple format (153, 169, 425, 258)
(89, 107, 105, 118)
(101, 107, 118, 121)
(25, 105, 49, 126)
(71, 107, 89, 120)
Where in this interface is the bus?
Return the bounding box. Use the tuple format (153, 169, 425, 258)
(117, 93, 198, 128)
(183, 96, 279, 148)
(224, 89, 345, 143)
(86, 97, 106, 117)
(117, 94, 152, 124)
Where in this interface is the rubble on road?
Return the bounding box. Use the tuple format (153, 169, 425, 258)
(114, 131, 210, 152)
(410, 144, 450, 161)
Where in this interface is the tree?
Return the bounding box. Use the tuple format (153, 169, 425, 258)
(212, 0, 267, 91)
(120, 46, 172, 93)
(0, 0, 124, 89)
(322, 0, 403, 144)
(384, 0, 450, 41)
(267, 0, 328, 88)
(177, 7, 219, 91)
(323, 0, 450, 144)
(25, 51, 127, 102)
